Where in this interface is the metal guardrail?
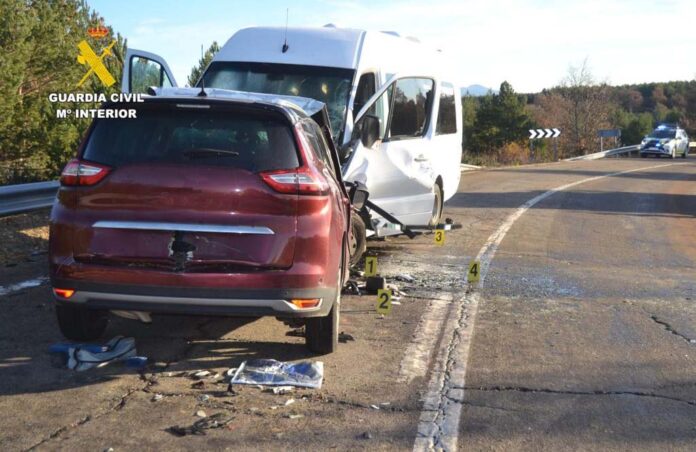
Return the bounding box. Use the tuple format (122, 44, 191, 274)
(0, 181, 58, 217)
(564, 145, 641, 162)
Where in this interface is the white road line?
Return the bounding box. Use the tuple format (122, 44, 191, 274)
(413, 162, 678, 451)
(0, 276, 48, 297)
(398, 294, 453, 383)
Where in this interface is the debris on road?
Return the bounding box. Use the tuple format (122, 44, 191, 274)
(49, 336, 145, 371)
(264, 385, 295, 395)
(191, 370, 211, 379)
(195, 410, 207, 418)
(394, 274, 415, 283)
(151, 393, 164, 402)
(229, 359, 324, 389)
(285, 328, 305, 337)
(285, 414, 304, 419)
(338, 331, 355, 343)
(167, 413, 233, 436)
(343, 280, 361, 295)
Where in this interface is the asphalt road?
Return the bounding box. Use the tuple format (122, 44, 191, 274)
(0, 156, 694, 451)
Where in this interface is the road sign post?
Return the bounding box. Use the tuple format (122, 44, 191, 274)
(598, 129, 621, 153)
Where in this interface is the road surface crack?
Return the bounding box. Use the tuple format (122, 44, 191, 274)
(649, 315, 696, 344)
(465, 385, 696, 408)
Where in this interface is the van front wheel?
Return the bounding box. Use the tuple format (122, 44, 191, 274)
(428, 182, 444, 227)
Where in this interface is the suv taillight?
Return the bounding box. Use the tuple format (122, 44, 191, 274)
(60, 159, 111, 186)
(259, 124, 329, 196)
(261, 167, 329, 195)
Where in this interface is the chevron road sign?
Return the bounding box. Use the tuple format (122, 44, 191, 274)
(529, 128, 561, 139)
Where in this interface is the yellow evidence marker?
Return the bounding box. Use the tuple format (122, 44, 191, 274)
(467, 261, 481, 283)
(434, 229, 445, 245)
(376, 289, 392, 315)
(365, 256, 377, 277)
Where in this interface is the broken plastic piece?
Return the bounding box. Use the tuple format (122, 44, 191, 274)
(167, 413, 233, 436)
(229, 359, 323, 389)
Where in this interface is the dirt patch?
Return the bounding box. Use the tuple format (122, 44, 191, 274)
(0, 210, 50, 266)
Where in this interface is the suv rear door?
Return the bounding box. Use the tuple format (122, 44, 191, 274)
(64, 101, 300, 272)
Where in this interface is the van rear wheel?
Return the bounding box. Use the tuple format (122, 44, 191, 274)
(56, 304, 109, 341)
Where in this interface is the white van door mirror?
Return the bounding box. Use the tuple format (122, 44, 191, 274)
(121, 49, 178, 94)
(359, 115, 381, 148)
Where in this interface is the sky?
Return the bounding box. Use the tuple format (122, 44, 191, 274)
(88, 0, 695, 93)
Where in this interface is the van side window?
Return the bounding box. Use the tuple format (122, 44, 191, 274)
(388, 78, 434, 139)
(354, 72, 376, 115)
(436, 83, 457, 135)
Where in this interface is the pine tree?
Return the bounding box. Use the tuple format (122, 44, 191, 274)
(187, 41, 220, 87)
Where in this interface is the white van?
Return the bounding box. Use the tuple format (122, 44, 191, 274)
(123, 26, 462, 232)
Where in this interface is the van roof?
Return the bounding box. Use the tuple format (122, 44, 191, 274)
(215, 26, 365, 69)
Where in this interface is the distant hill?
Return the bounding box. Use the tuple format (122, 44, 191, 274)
(462, 84, 497, 97)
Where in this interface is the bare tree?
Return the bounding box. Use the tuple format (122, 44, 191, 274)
(559, 60, 614, 155)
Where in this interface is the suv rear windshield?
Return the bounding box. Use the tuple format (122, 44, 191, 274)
(82, 103, 299, 172)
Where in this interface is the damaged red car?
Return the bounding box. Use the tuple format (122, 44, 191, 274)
(49, 89, 355, 353)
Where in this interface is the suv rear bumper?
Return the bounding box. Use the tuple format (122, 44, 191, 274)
(51, 278, 336, 318)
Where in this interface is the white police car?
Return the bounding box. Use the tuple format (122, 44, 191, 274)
(640, 124, 689, 159)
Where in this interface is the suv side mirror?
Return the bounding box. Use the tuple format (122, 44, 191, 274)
(359, 114, 381, 149)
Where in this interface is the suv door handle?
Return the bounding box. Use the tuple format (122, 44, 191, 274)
(414, 155, 428, 162)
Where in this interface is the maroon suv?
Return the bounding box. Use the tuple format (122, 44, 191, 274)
(49, 91, 351, 353)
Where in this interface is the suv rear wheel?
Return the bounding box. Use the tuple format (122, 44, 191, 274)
(56, 304, 109, 341)
(305, 247, 343, 354)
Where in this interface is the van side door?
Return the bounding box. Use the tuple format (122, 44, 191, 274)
(121, 49, 178, 93)
(345, 76, 437, 227)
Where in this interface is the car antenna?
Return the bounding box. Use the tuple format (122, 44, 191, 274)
(282, 8, 289, 53)
(197, 44, 207, 97)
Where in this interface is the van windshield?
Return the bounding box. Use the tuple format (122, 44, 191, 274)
(201, 62, 354, 139)
(82, 103, 299, 172)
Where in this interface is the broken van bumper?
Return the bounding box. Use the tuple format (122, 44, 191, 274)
(50, 279, 336, 318)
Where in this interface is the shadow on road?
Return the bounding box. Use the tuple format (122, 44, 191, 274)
(0, 287, 315, 397)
